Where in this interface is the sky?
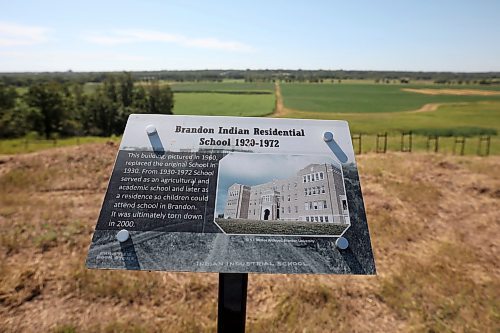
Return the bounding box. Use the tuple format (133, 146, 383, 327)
(215, 153, 337, 215)
(0, 0, 499, 72)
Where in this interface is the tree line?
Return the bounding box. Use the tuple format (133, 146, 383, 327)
(0, 73, 173, 139)
(2, 69, 499, 87)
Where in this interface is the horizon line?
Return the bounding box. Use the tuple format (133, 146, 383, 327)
(1, 68, 500, 75)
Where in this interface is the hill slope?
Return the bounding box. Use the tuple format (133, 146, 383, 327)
(0, 144, 498, 332)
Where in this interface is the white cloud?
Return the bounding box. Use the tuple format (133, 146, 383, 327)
(83, 29, 254, 52)
(0, 21, 50, 46)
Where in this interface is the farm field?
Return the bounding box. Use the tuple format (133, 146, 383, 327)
(4, 80, 499, 155)
(173, 92, 275, 117)
(280, 83, 500, 113)
(0, 144, 498, 332)
(275, 82, 500, 155)
(282, 101, 500, 155)
(170, 81, 274, 93)
(216, 218, 347, 236)
(170, 81, 275, 117)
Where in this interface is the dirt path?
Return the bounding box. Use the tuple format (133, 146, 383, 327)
(268, 82, 291, 117)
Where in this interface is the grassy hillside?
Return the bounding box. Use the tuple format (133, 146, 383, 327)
(0, 144, 498, 332)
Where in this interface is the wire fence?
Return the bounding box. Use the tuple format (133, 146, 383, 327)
(352, 133, 493, 156)
(0, 134, 495, 156)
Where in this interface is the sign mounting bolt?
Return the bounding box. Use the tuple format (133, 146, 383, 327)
(146, 125, 157, 136)
(335, 237, 349, 250)
(323, 131, 333, 142)
(116, 229, 130, 242)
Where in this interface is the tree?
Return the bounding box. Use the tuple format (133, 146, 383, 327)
(25, 82, 67, 138)
(103, 75, 118, 103)
(86, 87, 117, 136)
(133, 85, 149, 112)
(119, 72, 134, 107)
(0, 84, 17, 111)
(146, 82, 174, 114)
(0, 104, 40, 138)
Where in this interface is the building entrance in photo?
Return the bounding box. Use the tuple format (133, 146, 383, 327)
(263, 209, 270, 220)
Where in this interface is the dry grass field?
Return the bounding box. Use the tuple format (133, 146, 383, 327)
(0, 143, 499, 332)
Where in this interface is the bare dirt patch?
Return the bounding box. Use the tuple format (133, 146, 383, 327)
(407, 102, 442, 113)
(402, 88, 500, 96)
(405, 102, 472, 113)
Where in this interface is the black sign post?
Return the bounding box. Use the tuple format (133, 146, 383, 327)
(218, 273, 248, 333)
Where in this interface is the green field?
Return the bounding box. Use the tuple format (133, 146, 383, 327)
(276, 83, 500, 155)
(173, 92, 275, 117)
(281, 83, 500, 113)
(284, 100, 500, 133)
(170, 81, 274, 93)
(171, 81, 275, 116)
(5, 80, 500, 155)
(216, 218, 347, 236)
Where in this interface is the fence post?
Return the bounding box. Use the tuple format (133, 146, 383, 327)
(352, 134, 362, 155)
(426, 135, 439, 153)
(376, 132, 387, 153)
(453, 137, 466, 156)
(401, 131, 412, 152)
(477, 135, 490, 157)
(409, 131, 412, 152)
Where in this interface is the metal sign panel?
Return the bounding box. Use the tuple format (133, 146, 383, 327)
(86, 114, 376, 274)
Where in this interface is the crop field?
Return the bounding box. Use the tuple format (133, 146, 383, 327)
(216, 218, 347, 236)
(280, 83, 500, 113)
(170, 81, 274, 93)
(173, 92, 275, 117)
(273, 82, 500, 155)
(4, 80, 499, 155)
(171, 81, 275, 117)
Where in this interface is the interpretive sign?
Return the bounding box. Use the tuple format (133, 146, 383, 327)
(86, 114, 376, 274)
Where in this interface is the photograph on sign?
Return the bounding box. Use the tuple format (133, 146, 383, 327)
(86, 114, 376, 275)
(215, 153, 350, 237)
